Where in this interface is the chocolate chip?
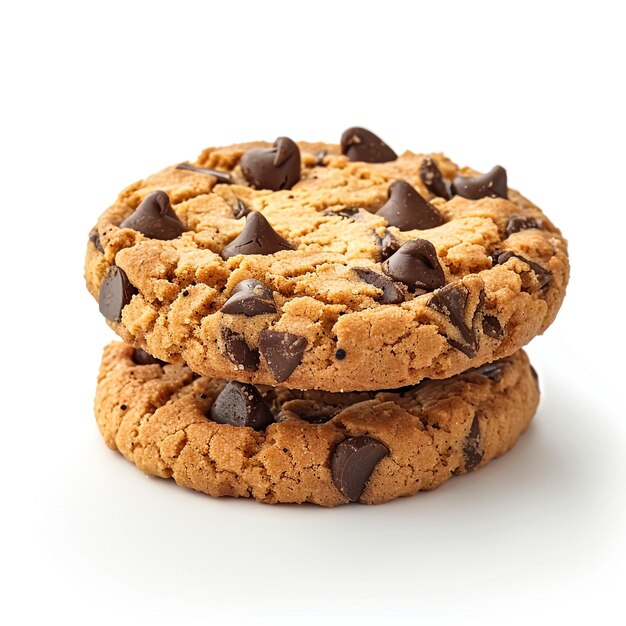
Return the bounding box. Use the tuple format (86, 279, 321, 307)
(98, 265, 137, 322)
(505, 215, 542, 237)
(467, 360, 509, 382)
(120, 190, 185, 240)
(419, 156, 451, 200)
(451, 166, 508, 199)
(315, 149, 329, 165)
(492, 251, 551, 290)
(221, 279, 277, 316)
(233, 198, 251, 219)
(89, 230, 104, 253)
(209, 381, 274, 431)
(482, 315, 503, 339)
(428, 283, 481, 357)
(259, 330, 307, 383)
(240, 137, 301, 191)
(382, 239, 445, 292)
(340, 127, 397, 163)
(376, 180, 445, 231)
(326, 207, 362, 220)
(462, 417, 484, 471)
(335, 348, 347, 360)
(336, 207, 362, 219)
(298, 413, 334, 425)
(221, 211, 294, 259)
(379, 229, 402, 260)
(331, 436, 389, 501)
(354, 268, 404, 304)
(131, 348, 166, 366)
(176, 162, 233, 185)
(220, 328, 260, 371)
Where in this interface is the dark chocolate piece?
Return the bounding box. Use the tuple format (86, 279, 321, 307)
(354, 268, 404, 304)
(492, 251, 551, 290)
(331, 436, 389, 501)
(221, 211, 294, 259)
(258, 330, 307, 383)
(120, 190, 185, 240)
(176, 162, 233, 185)
(419, 156, 451, 199)
(240, 137, 301, 191)
(233, 198, 251, 219)
(340, 127, 397, 163)
(463, 417, 484, 471)
(451, 166, 508, 200)
(382, 239, 445, 292)
(89, 230, 104, 253)
(220, 328, 260, 371)
(209, 381, 274, 431)
(505, 215, 542, 237)
(377, 180, 444, 230)
(131, 348, 166, 366)
(98, 266, 137, 322)
(221, 279, 277, 316)
(428, 283, 480, 357)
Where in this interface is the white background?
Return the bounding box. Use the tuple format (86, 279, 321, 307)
(1, 1, 625, 624)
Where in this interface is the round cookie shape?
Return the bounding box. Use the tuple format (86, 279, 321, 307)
(95, 342, 539, 506)
(85, 133, 569, 392)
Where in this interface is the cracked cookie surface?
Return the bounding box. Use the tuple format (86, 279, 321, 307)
(85, 138, 568, 391)
(95, 342, 538, 506)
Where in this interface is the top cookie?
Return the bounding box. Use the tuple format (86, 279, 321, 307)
(85, 128, 568, 392)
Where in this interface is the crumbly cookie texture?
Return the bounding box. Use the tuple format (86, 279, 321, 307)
(85, 137, 568, 391)
(95, 342, 538, 506)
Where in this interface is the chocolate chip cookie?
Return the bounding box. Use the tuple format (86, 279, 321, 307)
(85, 128, 568, 391)
(94, 342, 538, 506)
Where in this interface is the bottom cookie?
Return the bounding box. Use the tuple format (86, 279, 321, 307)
(95, 343, 539, 506)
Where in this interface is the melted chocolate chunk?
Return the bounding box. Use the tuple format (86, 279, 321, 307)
(131, 348, 166, 366)
(209, 381, 274, 431)
(451, 166, 508, 199)
(89, 230, 104, 253)
(233, 198, 251, 219)
(220, 328, 260, 371)
(382, 239, 445, 292)
(340, 127, 397, 163)
(221, 279, 277, 316)
(258, 330, 307, 383)
(492, 251, 551, 290)
(467, 360, 509, 382)
(176, 162, 233, 185)
(326, 207, 363, 220)
(240, 137, 301, 191)
(98, 265, 137, 322)
(331, 436, 389, 501)
(482, 315, 503, 339)
(505, 215, 542, 237)
(376, 180, 445, 231)
(353, 268, 404, 304)
(120, 190, 185, 240)
(419, 156, 451, 199)
(463, 417, 484, 471)
(380, 230, 402, 260)
(221, 211, 294, 259)
(428, 283, 481, 357)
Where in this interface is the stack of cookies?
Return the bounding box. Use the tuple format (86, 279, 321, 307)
(85, 128, 569, 506)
